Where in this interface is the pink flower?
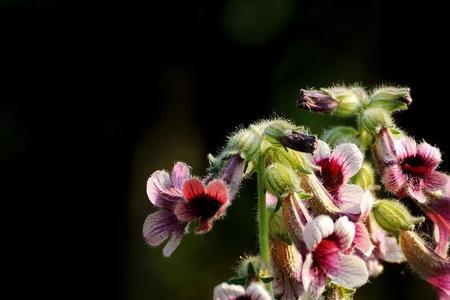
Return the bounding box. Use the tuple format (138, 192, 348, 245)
(374, 128, 448, 203)
(143, 162, 231, 256)
(309, 140, 373, 221)
(301, 215, 369, 298)
(213, 282, 271, 300)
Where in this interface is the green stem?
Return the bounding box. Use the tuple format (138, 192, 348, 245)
(256, 154, 273, 295)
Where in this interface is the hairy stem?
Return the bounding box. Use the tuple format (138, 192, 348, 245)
(257, 154, 273, 295)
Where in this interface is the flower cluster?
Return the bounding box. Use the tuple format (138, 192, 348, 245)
(143, 85, 449, 299)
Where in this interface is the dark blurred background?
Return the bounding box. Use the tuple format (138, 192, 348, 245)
(2, 0, 448, 299)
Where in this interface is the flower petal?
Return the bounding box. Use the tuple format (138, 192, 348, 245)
(338, 184, 366, 217)
(162, 225, 187, 257)
(313, 140, 331, 162)
(331, 143, 363, 180)
(354, 222, 374, 256)
(316, 242, 369, 289)
(302, 253, 327, 299)
(143, 210, 186, 255)
(423, 171, 448, 192)
(174, 202, 197, 222)
(302, 215, 334, 251)
(382, 165, 407, 195)
(266, 191, 278, 208)
(408, 184, 427, 203)
(246, 282, 272, 300)
(213, 283, 245, 300)
(206, 180, 229, 205)
(182, 178, 206, 201)
(395, 137, 417, 161)
(171, 162, 191, 190)
(417, 142, 442, 170)
(147, 170, 181, 208)
(333, 216, 355, 251)
(426, 196, 450, 258)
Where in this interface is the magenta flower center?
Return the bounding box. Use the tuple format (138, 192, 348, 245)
(189, 195, 223, 220)
(316, 158, 344, 197)
(401, 155, 429, 176)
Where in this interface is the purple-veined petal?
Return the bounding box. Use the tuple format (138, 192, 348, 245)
(382, 165, 407, 195)
(408, 183, 428, 203)
(417, 142, 442, 170)
(395, 137, 417, 161)
(302, 215, 334, 251)
(171, 162, 191, 190)
(213, 283, 245, 300)
(333, 216, 355, 251)
(373, 223, 405, 263)
(302, 253, 327, 299)
(143, 210, 187, 256)
(425, 196, 450, 258)
(331, 143, 364, 180)
(174, 202, 197, 222)
(354, 222, 374, 256)
(423, 171, 448, 192)
(147, 170, 182, 208)
(162, 224, 187, 257)
(246, 282, 272, 300)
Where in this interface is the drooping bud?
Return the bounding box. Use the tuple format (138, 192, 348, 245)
(322, 86, 366, 117)
(322, 126, 359, 147)
(264, 120, 317, 153)
(270, 238, 304, 300)
(265, 163, 300, 197)
(358, 107, 394, 134)
(297, 89, 339, 113)
(400, 231, 450, 297)
(264, 146, 317, 174)
(369, 87, 412, 112)
(352, 162, 376, 190)
(372, 200, 425, 235)
(227, 126, 262, 161)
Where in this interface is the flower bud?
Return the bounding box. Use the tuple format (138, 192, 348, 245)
(372, 200, 425, 235)
(352, 162, 375, 190)
(269, 212, 291, 244)
(400, 231, 450, 297)
(264, 120, 317, 153)
(227, 126, 262, 161)
(297, 89, 339, 113)
(359, 107, 394, 134)
(322, 126, 359, 147)
(265, 163, 300, 197)
(323, 86, 366, 117)
(264, 146, 317, 174)
(371, 127, 398, 169)
(231, 256, 272, 285)
(369, 87, 412, 112)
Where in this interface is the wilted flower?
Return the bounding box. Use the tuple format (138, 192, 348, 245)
(271, 238, 304, 300)
(400, 231, 450, 298)
(213, 282, 272, 300)
(301, 215, 369, 298)
(373, 128, 448, 203)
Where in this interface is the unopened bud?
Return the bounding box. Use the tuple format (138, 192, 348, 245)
(265, 163, 300, 197)
(231, 256, 272, 285)
(269, 212, 291, 244)
(359, 107, 394, 134)
(371, 127, 398, 169)
(227, 126, 262, 161)
(369, 87, 412, 112)
(264, 146, 317, 174)
(264, 120, 317, 153)
(322, 126, 359, 147)
(372, 200, 424, 235)
(352, 162, 375, 190)
(297, 89, 339, 113)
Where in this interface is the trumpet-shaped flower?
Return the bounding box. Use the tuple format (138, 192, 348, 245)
(374, 128, 448, 203)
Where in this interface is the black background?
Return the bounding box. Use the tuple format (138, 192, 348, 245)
(2, 0, 449, 299)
